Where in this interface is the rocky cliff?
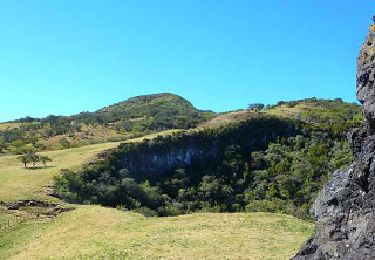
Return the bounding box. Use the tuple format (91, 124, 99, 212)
(113, 115, 296, 180)
(294, 17, 375, 260)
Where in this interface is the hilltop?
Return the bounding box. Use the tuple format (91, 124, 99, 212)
(0, 93, 215, 152)
(77, 93, 216, 129)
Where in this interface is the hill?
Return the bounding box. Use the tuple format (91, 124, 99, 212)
(56, 98, 361, 219)
(76, 93, 216, 130)
(201, 98, 361, 129)
(0, 96, 361, 259)
(0, 135, 312, 259)
(0, 93, 215, 152)
(266, 98, 361, 124)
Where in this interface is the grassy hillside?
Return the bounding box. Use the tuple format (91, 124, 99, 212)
(0, 142, 121, 202)
(266, 98, 361, 125)
(201, 98, 361, 129)
(0, 206, 312, 259)
(58, 98, 360, 219)
(76, 93, 215, 131)
(0, 130, 182, 202)
(0, 97, 360, 259)
(0, 134, 313, 259)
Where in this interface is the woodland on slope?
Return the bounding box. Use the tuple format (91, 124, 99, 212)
(44, 95, 362, 219)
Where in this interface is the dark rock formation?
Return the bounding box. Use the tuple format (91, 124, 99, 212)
(293, 18, 375, 260)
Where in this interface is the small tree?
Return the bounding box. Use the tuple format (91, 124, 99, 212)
(40, 156, 53, 167)
(18, 153, 33, 168)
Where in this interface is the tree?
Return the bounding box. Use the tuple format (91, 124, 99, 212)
(40, 156, 53, 167)
(248, 103, 265, 110)
(18, 153, 33, 168)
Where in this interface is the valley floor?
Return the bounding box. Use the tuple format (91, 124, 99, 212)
(0, 139, 313, 260)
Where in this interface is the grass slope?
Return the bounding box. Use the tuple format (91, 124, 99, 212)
(0, 123, 20, 131)
(201, 99, 361, 129)
(0, 206, 313, 259)
(0, 130, 183, 202)
(0, 142, 121, 202)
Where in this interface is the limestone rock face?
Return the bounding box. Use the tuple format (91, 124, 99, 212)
(293, 18, 375, 260)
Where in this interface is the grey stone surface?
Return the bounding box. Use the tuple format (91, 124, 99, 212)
(293, 18, 375, 260)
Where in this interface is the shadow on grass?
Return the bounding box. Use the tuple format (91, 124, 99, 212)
(24, 166, 56, 170)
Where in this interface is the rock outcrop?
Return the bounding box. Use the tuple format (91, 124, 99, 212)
(294, 17, 375, 260)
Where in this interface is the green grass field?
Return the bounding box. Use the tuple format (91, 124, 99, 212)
(0, 206, 313, 259)
(0, 135, 313, 259)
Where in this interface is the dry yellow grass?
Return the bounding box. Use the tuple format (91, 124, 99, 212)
(0, 122, 20, 131)
(128, 129, 185, 143)
(0, 206, 313, 260)
(199, 110, 257, 128)
(0, 142, 121, 202)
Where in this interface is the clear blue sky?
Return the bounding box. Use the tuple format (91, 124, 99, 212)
(0, 0, 374, 122)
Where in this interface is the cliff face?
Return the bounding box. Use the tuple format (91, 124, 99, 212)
(118, 135, 219, 176)
(114, 116, 296, 180)
(294, 17, 375, 260)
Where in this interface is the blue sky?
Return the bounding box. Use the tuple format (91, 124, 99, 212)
(0, 0, 374, 121)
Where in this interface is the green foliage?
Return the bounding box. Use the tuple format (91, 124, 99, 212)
(88, 93, 216, 132)
(40, 156, 53, 167)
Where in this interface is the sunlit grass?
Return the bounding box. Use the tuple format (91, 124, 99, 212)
(0, 142, 122, 202)
(0, 206, 313, 260)
(0, 123, 20, 131)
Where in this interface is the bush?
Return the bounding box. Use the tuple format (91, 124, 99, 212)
(135, 207, 158, 217)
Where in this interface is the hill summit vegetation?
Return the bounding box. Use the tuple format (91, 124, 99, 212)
(0, 93, 215, 153)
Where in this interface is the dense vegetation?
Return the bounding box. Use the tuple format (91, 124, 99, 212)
(55, 98, 362, 219)
(0, 94, 215, 153)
